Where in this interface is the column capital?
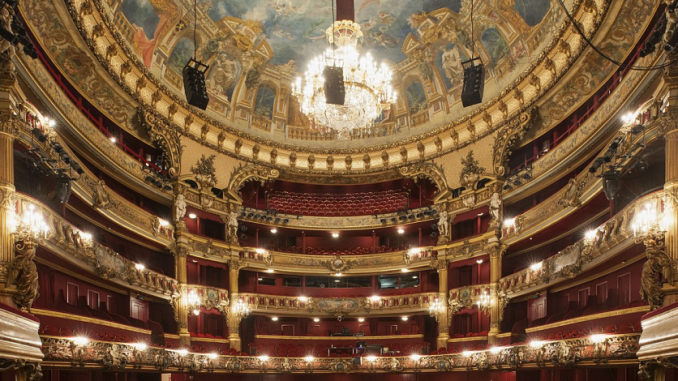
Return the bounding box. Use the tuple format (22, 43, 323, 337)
(0, 115, 17, 138)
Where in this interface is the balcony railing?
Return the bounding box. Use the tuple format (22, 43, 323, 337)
(499, 191, 663, 296)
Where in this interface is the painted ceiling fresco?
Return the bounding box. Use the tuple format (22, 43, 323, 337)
(121, 0, 551, 66)
(110, 0, 562, 141)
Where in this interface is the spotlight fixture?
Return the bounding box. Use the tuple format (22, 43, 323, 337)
(332, 232, 339, 238)
(602, 169, 620, 201)
(270, 228, 277, 234)
(266, 269, 274, 273)
(401, 316, 409, 321)
(134, 343, 148, 351)
(271, 317, 279, 321)
(358, 317, 365, 322)
(313, 318, 320, 322)
(397, 228, 405, 234)
(188, 213, 197, 219)
(31, 127, 46, 142)
(72, 336, 89, 346)
(177, 349, 188, 356)
(110, 136, 117, 143)
(530, 262, 543, 271)
(134, 263, 145, 271)
(55, 171, 72, 204)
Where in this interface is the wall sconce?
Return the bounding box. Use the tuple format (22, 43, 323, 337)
(233, 299, 250, 319)
(476, 290, 490, 314)
(12, 203, 51, 243)
(187, 290, 201, 316)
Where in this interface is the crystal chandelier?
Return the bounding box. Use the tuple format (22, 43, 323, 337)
(291, 20, 397, 138)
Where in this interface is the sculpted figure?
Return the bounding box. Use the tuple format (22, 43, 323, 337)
(438, 209, 449, 239)
(174, 193, 187, 222)
(489, 192, 502, 222)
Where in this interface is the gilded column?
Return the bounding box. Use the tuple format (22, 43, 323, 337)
(171, 187, 191, 345)
(664, 127, 678, 304)
(436, 259, 450, 350)
(0, 115, 17, 304)
(488, 243, 505, 344)
(173, 244, 190, 346)
(227, 260, 243, 351)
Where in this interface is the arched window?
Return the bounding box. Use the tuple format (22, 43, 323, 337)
(405, 82, 428, 115)
(168, 36, 195, 74)
(481, 28, 510, 64)
(254, 86, 276, 118)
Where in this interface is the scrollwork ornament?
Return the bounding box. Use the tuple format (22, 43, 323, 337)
(6, 241, 39, 312)
(0, 360, 42, 381)
(640, 241, 672, 310)
(102, 344, 127, 369)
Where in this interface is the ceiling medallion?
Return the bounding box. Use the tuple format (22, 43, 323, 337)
(292, 20, 396, 140)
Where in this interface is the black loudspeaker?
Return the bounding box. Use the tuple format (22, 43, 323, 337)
(182, 58, 210, 110)
(323, 66, 345, 105)
(461, 58, 485, 107)
(602, 170, 620, 201)
(55, 172, 72, 204)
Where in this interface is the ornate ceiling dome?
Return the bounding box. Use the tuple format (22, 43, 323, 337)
(108, 0, 565, 148)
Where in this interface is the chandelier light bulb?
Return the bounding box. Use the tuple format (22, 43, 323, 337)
(291, 20, 396, 138)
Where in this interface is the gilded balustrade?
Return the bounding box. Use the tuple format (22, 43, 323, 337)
(39, 333, 641, 372)
(13, 193, 178, 299)
(502, 100, 663, 244)
(499, 191, 664, 297)
(237, 292, 440, 317)
(239, 205, 436, 230)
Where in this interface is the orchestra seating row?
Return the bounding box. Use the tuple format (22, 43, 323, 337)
(268, 189, 409, 216)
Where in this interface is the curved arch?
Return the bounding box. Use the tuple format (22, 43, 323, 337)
(138, 108, 181, 177)
(492, 107, 538, 177)
(226, 164, 280, 201)
(399, 162, 450, 201)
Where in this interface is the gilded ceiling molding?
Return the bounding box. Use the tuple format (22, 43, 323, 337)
(492, 108, 539, 177)
(225, 164, 280, 202)
(51, 0, 615, 172)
